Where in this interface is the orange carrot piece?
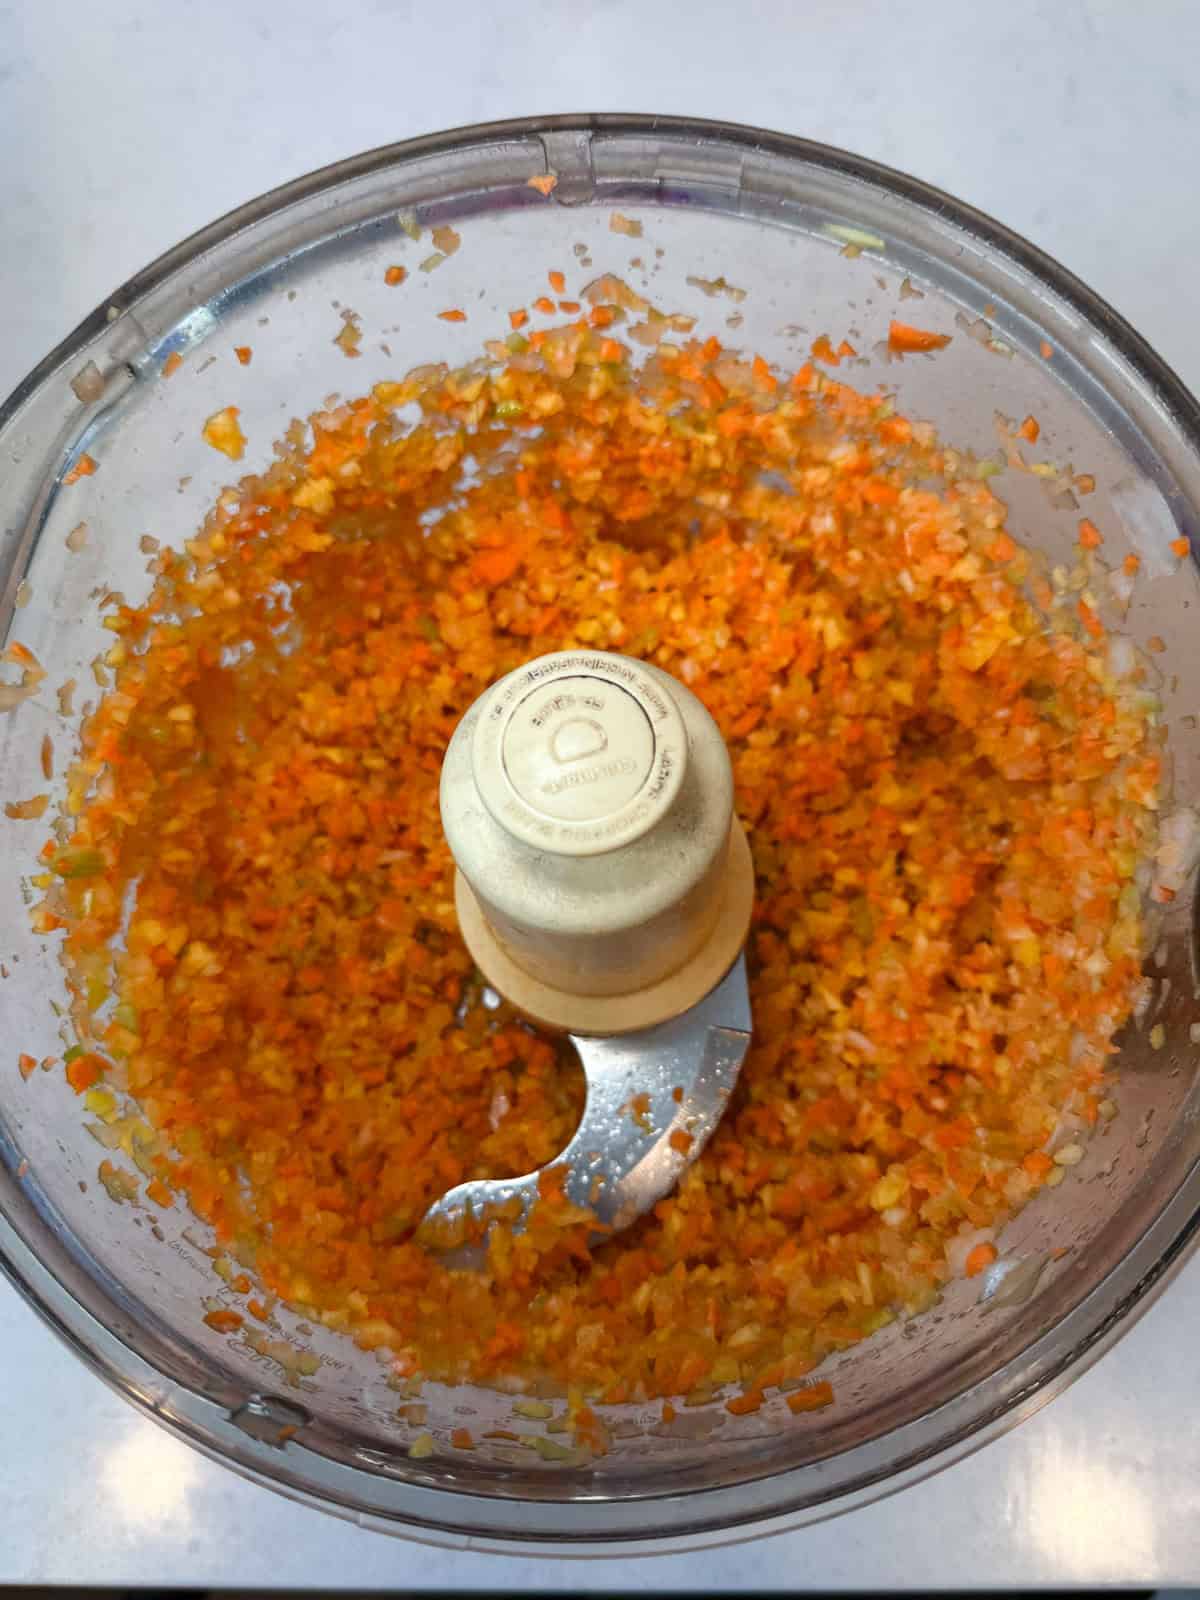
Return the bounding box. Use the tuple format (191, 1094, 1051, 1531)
(888, 320, 951, 354)
(5, 795, 49, 820)
(964, 1241, 998, 1277)
(787, 1381, 834, 1413)
(752, 354, 777, 392)
(203, 1309, 244, 1333)
(473, 546, 522, 586)
(65, 1053, 104, 1094)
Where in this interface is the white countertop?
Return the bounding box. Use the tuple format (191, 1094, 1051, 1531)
(3, 0, 1200, 1586)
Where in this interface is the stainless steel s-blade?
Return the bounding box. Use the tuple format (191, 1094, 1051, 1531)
(419, 954, 752, 1269)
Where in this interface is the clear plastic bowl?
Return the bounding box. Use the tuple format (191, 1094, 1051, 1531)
(2, 115, 1199, 1553)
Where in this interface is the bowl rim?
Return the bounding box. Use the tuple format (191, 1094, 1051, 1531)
(6, 112, 1200, 448)
(3, 111, 1200, 1551)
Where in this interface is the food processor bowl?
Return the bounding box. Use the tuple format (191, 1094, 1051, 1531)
(1, 115, 1199, 1553)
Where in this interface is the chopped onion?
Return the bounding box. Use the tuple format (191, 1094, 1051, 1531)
(1107, 633, 1137, 682)
(685, 274, 746, 303)
(70, 361, 105, 404)
(982, 1253, 1049, 1310)
(1108, 568, 1136, 610)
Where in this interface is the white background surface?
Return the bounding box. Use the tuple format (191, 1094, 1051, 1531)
(2, 0, 1200, 1587)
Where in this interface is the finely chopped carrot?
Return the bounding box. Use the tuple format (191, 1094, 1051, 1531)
(787, 1382, 834, 1414)
(888, 320, 952, 354)
(964, 1241, 998, 1277)
(204, 1309, 243, 1333)
(33, 296, 1157, 1403)
(63, 453, 97, 484)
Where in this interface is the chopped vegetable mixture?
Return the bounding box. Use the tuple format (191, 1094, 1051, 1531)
(32, 292, 1158, 1402)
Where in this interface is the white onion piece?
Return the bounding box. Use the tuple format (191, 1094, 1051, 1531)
(1107, 633, 1137, 681)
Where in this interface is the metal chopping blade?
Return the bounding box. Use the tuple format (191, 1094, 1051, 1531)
(419, 954, 752, 1269)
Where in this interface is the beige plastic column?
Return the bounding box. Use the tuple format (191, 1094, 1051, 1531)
(440, 649, 754, 1034)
